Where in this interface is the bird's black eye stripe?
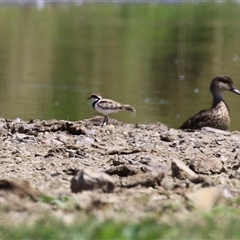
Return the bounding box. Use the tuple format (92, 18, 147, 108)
(92, 95, 100, 99)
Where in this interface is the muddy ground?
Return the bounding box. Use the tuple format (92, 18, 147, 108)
(0, 116, 240, 225)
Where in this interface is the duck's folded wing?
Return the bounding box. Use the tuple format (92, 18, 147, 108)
(179, 109, 211, 129)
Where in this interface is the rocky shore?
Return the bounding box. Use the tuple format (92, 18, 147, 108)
(0, 116, 240, 224)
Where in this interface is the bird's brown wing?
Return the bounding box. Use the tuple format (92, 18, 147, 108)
(98, 99, 135, 111)
(97, 99, 123, 110)
(179, 109, 212, 130)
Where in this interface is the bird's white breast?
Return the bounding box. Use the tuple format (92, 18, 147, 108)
(95, 103, 121, 116)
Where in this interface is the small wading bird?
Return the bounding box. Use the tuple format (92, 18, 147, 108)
(87, 93, 135, 126)
(179, 75, 240, 130)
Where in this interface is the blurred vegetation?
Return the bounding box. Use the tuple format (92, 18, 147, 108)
(0, 202, 240, 239)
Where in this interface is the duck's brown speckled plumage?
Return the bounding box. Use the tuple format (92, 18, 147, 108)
(179, 76, 240, 130)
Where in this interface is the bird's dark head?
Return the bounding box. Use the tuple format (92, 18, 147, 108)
(87, 93, 102, 102)
(210, 76, 240, 95)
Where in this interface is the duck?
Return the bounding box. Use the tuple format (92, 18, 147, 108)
(179, 75, 240, 130)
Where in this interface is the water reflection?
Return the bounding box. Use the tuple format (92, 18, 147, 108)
(0, 3, 240, 130)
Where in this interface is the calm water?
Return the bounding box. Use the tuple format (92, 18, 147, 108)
(1, 3, 240, 130)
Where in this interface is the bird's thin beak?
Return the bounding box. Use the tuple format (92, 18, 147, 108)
(231, 87, 240, 95)
(87, 96, 91, 99)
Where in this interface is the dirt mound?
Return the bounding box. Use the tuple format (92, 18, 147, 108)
(0, 117, 240, 223)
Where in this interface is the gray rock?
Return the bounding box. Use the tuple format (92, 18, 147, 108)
(105, 164, 140, 177)
(171, 159, 204, 183)
(119, 171, 164, 188)
(223, 188, 234, 198)
(0, 179, 41, 201)
(161, 175, 174, 190)
(201, 127, 231, 136)
(190, 156, 223, 174)
(71, 168, 115, 193)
